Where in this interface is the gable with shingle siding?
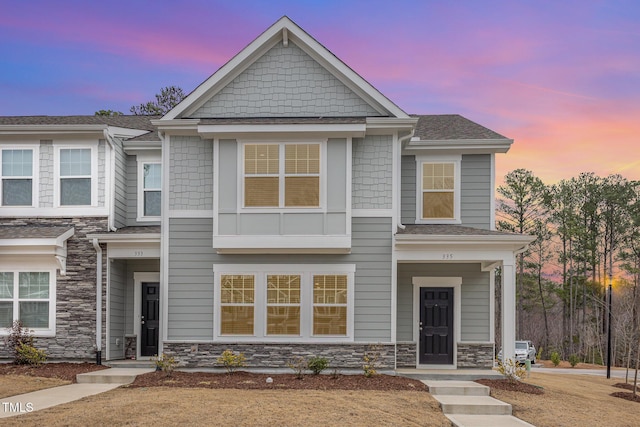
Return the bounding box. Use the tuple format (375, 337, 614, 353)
(189, 41, 382, 118)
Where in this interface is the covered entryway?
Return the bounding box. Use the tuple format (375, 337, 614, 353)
(395, 224, 534, 369)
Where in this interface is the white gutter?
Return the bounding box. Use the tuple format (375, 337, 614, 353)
(92, 238, 103, 364)
(103, 129, 117, 232)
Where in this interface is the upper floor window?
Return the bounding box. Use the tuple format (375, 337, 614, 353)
(243, 143, 320, 208)
(0, 271, 54, 333)
(142, 163, 161, 217)
(417, 156, 461, 223)
(59, 148, 92, 206)
(1, 149, 33, 206)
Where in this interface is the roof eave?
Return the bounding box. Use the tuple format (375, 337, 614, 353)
(404, 138, 514, 154)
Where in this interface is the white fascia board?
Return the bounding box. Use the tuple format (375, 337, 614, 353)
(106, 126, 150, 139)
(213, 235, 351, 254)
(86, 233, 161, 243)
(123, 141, 162, 155)
(394, 233, 535, 252)
(404, 138, 514, 154)
(0, 228, 74, 257)
(366, 117, 418, 132)
(150, 119, 200, 135)
(197, 123, 366, 139)
(0, 125, 107, 139)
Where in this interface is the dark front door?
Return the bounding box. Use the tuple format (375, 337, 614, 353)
(140, 282, 159, 357)
(419, 287, 454, 365)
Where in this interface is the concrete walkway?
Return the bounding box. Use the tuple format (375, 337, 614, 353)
(423, 380, 535, 427)
(0, 367, 154, 418)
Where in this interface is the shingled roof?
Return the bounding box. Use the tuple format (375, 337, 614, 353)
(411, 114, 507, 140)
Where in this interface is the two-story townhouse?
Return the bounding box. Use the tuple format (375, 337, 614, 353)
(0, 17, 532, 369)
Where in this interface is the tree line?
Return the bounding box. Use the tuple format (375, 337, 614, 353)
(497, 169, 640, 371)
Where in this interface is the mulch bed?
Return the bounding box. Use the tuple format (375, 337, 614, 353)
(0, 362, 109, 382)
(129, 370, 428, 392)
(476, 378, 544, 395)
(611, 383, 640, 403)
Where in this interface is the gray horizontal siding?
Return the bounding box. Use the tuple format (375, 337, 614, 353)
(397, 263, 490, 342)
(113, 141, 127, 229)
(108, 259, 126, 360)
(460, 154, 491, 229)
(167, 216, 392, 341)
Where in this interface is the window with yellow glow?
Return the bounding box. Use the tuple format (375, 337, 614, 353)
(266, 275, 301, 335)
(313, 275, 347, 336)
(422, 163, 455, 219)
(220, 275, 254, 335)
(243, 143, 320, 208)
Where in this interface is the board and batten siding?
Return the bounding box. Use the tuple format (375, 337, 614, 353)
(217, 138, 348, 236)
(167, 217, 392, 341)
(460, 154, 491, 229)
(108, 259, 126, 360)
(397, 263, 490, 342)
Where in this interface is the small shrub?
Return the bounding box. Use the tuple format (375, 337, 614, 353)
(16, 342, 47, 366)
(287, 355, 308, 379)
(217, 349, 246, 374)
(153, 353, 178, 376)
(551, 351, 561, 367)
(308, 356, 329, 375)
(536, 346, 543, 361)
(497, 358, 526, 382)
(568, 354, 580, 367)
(363, 344, 382, 377)
(6, 320, 34, 362)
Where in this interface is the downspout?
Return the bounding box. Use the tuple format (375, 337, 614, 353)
(396, 130, 414, 230)
(103, 129, 117, 232)
(92, 238, 102, 365)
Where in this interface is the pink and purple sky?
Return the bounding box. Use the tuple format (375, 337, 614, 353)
(1, 0, 638, 184)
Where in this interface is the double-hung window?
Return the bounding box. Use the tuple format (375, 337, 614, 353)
(417, 156, 461, 223)
(141, 163, 161, 218)
(214, 265, 354, 341)
(0, 271, 54, 334)
(59, 148, 92, 206)
(243, 143, 320, 208)
(1, 149, 34, 206)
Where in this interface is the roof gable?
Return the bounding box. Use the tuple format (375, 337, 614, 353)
(163, 16, 408, 120)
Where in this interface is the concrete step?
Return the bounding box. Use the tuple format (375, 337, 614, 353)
(447, 414, 535, 427)
(105, 360, 156, 369)
(397, 368, 503, 381)
(76, 368, 155, 384)
(433, 395, 512, 415)
(423, 380, 490, 396)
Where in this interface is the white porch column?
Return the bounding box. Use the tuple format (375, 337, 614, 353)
(501, 260, 516, 364)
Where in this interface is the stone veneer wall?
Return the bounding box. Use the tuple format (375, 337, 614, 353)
(0, 217, 108, 360)
(457, 343, 495, 368)
(164, 342, 395, 369)
(396, 342, 417, 368)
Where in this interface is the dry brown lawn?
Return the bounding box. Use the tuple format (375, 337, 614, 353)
(1, 387, 450, 427)
(492, 372, 640, 427)
(0, 375, 69, 399)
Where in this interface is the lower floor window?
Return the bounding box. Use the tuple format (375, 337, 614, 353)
(214, 265, 354, 340)
(0, 271, 53, 330)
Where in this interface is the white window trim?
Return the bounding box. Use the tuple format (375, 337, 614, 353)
(53, 142, 99, 208)
(136, 154, 162, 222)
(0, 268, 57, 337)
(237, 140, 327, 213)
(415, 154, 461, 224)
(213, 264, 355, 342)
(0, 145, 39, 208)
(412, 276, 461, 369)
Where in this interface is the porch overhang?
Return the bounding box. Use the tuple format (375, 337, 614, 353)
(0, 226, 75, 274)
(87, 227, 161, 258)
